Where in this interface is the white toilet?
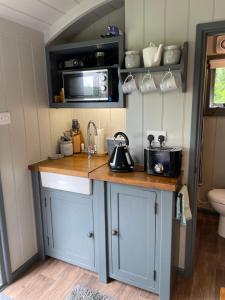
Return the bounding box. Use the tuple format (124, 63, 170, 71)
(208, 189, 225, 238)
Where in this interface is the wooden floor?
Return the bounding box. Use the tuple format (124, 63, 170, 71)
(173, 211, 225, 300)
(2, 211, 225, 300)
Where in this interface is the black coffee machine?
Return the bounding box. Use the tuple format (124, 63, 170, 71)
(144, 134, 182, 178)
(108, 132, 134, 172)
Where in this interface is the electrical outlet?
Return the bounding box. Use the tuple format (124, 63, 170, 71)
(146, 130, 167, 146)
(0, 112, 11, 125)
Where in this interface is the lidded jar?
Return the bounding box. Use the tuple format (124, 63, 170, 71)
(125, 51, 141, 68)
(163, 45, 181, 65)
(60, 140, 73, 156)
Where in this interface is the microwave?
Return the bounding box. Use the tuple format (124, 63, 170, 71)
(62, 69, 118, 102)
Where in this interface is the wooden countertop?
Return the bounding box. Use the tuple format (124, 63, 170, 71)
(29, 155, 181, 191)
(89, 164, 181, 192)
(28, 154, 108, 178)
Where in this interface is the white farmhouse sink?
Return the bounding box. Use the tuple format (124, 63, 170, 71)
(40, 172, 92, 195)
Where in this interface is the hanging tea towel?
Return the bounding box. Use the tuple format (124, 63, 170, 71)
(176, 185, 192, 225)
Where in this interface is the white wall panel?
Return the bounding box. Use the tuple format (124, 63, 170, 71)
(0, 37, 23, 270)
(182, 0, 214, 183)
(0, 34, 37, 270)
(213, 0, 225, 21)
(125, 0, 144, 163)
(49, 109, 72, 153)
(163, 0, 189, 148)
(32, 42, 52, 159)
(110, 108, 126, 135)
(0, 18, 72, 272)
(17, 40, 41, 164)
(143, 0, 165, 149)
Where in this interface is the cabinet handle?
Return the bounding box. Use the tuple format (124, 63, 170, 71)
(112, 229, 118, 236)
(87, 232, 94, 238)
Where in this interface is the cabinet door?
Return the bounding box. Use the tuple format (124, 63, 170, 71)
(108, 184, 156, 290)
(43, 189, 95, 270)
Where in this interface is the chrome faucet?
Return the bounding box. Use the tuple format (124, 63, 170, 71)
(87, 120, 98, 159)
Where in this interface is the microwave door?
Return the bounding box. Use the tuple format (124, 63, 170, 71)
(63, 71, 108, 102)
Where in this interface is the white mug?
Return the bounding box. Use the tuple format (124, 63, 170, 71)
(122, 74, 138, 94)
(160, 71, 179, 92)
(139, 73, 157, 94)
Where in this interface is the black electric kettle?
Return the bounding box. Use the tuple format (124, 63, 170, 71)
(108, 132, 134, 172)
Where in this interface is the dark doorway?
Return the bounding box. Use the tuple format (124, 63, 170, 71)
(187, 20, 225, 276)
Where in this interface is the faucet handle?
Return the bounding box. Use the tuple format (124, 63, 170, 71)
(89, 145, 95, 154)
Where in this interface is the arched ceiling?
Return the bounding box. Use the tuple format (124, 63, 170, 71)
(0, 0, 124, 44)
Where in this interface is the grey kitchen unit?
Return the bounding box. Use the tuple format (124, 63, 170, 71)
(41, 188, 96, 271)
(108, 184, 156, 290)
(30, 169, 180, 300)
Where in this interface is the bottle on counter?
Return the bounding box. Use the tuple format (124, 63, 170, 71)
(54, 88, 65, 103)
(95, 124, 105, 154)
(81, 143, 85, 153)
(71, 119, 81, 153)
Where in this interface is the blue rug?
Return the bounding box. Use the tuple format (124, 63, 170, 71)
(65, 286, 116, 300)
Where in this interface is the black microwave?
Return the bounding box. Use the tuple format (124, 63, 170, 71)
(62, 69, 118, 102)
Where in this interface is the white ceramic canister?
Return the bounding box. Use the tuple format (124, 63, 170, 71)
(60, 140, 73, 156)
(95, 128, 105, 154)
(142, 43, 164, 67)
(125, 51, 141, 68)
(163, 45, 181, 65)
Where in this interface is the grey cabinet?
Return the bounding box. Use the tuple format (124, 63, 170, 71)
(31, 171, 178, 300)
(107, 183, 157, 291)
(41, 189, 95, 271)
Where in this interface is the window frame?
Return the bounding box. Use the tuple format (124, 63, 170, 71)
(204, 57, 225, 116)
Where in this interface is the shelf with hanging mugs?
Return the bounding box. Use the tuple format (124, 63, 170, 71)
(118, 42, 188, 93)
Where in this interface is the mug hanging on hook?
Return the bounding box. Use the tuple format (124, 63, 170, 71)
(160, 69, 179, 92)
(139, 72, 157, 94)
(122, 73, 138, 94)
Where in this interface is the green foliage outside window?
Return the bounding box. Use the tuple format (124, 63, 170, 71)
(214, 68, 225, 104)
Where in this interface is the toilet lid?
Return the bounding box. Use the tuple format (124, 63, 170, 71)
(208, 189, 225, 205)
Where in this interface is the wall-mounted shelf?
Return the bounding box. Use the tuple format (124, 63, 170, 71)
(119, 42, 188, 92)
(45, 36, 125, 108)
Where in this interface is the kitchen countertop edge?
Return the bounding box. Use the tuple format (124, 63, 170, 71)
(28, 155, 108, 178)
(89, 164, 181, 192)
(28, 156, 181, 192)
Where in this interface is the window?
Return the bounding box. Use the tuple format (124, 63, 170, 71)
(204, 58, 225, 115)
(210, 67, 225, 107)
